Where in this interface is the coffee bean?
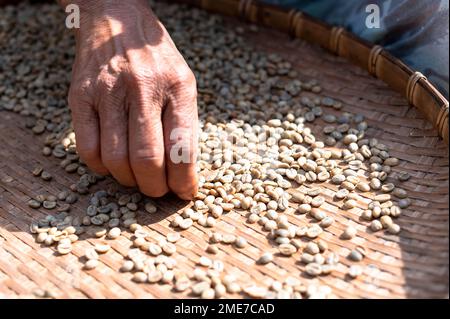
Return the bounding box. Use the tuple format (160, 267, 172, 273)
(95, 243, 110, 254)
(304, 242, 320, 255)
(370, 220, 383, 232)
(387, 223, 401, 234)
(397, 171, 411, 181)
(234, 237, 247, 248)
(305, 263, 322, 277)
(40, 171, 52, 181)
(348, 265, 362, 278)
(257, 253, 273, 265)
(42, 200, 56, 210)
(28, 199, 41, 209)
(348, 249, 363, 262)
(342, 226, 357, 239)
(107, 227, 121, 239)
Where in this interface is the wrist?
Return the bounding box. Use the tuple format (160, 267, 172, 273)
(61, 0, 155, 43)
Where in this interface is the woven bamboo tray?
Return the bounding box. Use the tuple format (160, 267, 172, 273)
(0, 0, 448, 298)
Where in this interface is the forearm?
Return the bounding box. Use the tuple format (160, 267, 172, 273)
(57, 0, 151, 13)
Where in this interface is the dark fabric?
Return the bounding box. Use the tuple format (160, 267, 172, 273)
(262, 0, 449, 98)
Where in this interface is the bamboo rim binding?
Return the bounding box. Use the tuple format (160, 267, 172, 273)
(437, 101, 449, 139)
(238, 0, 253, 21)
(368, 45, 383, 76)
(406, 71, 427, 105)
(329, 26, 344, 55)
(287, 9, 303, 38)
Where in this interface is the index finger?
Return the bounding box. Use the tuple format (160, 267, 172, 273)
(68, 87, 109, 176)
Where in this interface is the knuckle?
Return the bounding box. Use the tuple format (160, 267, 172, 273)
(68, 83, 92, 106)
(126, 71, 164, 101)
(179, 68, 196, 84)
(97, 75, 115, 92)
(174, 68, 197, 89)
(127, 67, 156, 86)
(70, 107, 96, 124)
(131, 154, 163, 171)
(97, 68, 122, 93)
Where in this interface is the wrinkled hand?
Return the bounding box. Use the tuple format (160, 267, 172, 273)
(66, 0, 198, 199)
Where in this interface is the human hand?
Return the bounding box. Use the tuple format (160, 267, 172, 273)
(65, 0, 198, 199)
